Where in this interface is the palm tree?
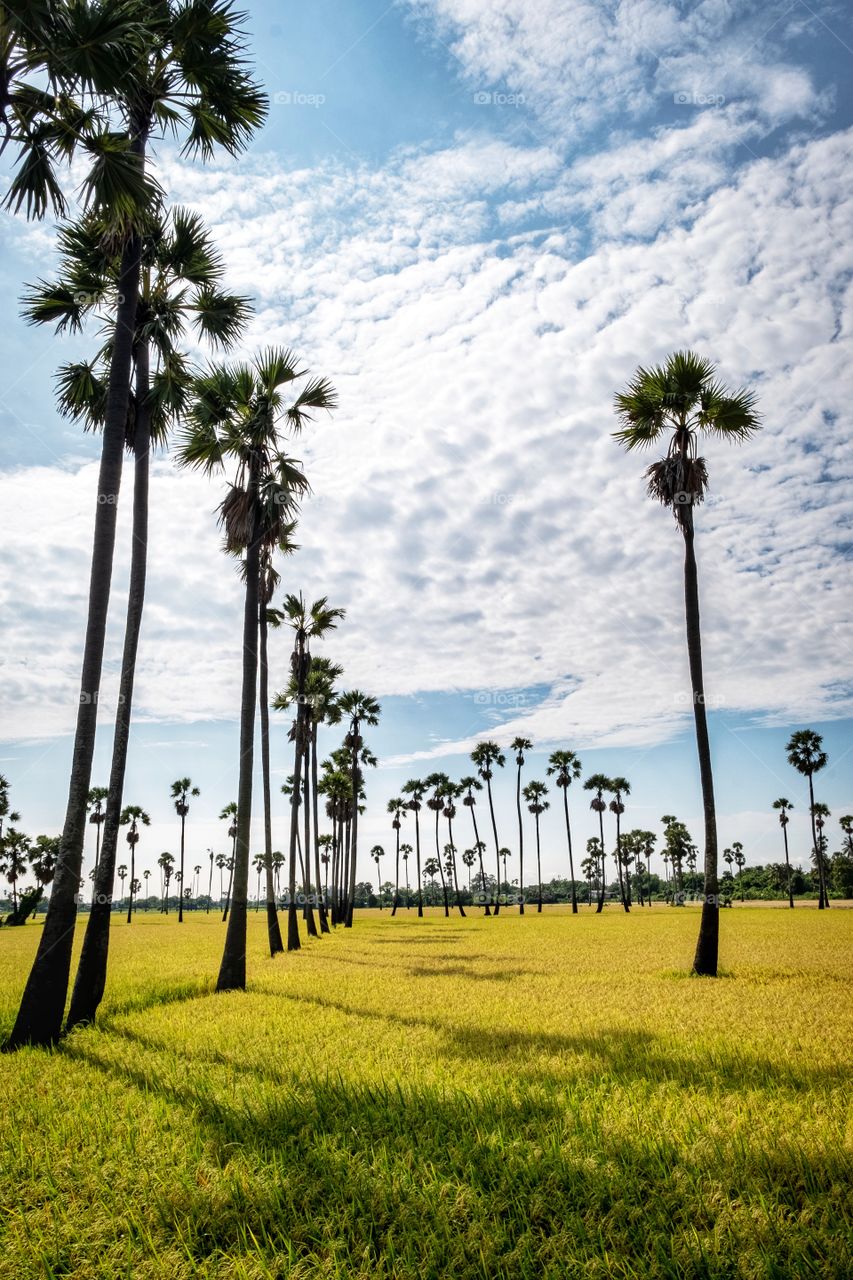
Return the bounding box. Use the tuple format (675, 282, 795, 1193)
(253, 853, 265, 911)
(614, 350, 761, 977)
(584, 774, 611, 913)
(1, 829, 30, 915)
(422, 858, 440, 905)
(401, 780, 427, 918)
(608, 777, 631, 913)
(170, 778, 200, 924)
(86, 786, 109, 882)
(641, 831, 657, 907)
(119, 806, 149, 923)
(371, 846, 385, 907)
(470, 742, 506, 914)
(510, 738, 533, 915)
(499, 847, 511, 895)
(157, 852, 174, 914)
(811, 803, 831, 904)
(387, 798, 406, 916)
(8, 0, 267, 1049)
(522, 781, 549, 912)
(218, 804, 238, 921)
(462, 848, 476, 890)
(441, 781, 467, 917)
(117, 864, 128, 907)
(193, 865, 202, 905)
(424, 773, 451, 917)
(546, 749, 582, 913)
(772, 799, 795, 909)
(142, 868, 151, 908)
(786, 730, 829, 909)
(459, 775, 490, 914)
(401, 844, 412, 907)
(338, 691, 381, 928)
(582, 845, 601, 905)
(273, 594, 344, 949)
(178, 354, 333, 988)
(731, 841, 746, 901)
(206, 849, 214, 914)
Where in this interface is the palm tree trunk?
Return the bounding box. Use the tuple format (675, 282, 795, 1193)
(7, 222, 144, 1049)
(126, 841, 135, 924)
(807, 775, 827, 909)
(535, 813, 543, 912)
(217, 464, 261, 991)
(434, 810, 449, 917)
(487, 778, 501, 916)
(207, 858, 213, 914)
(469, 807, 490, 915)
(616, 814, 629, 913)
(66, 336, 150, 1032)
(302, 737, 318, 938)
(684, 518, 720, 977)
(562, 788, 577, 913)
(414, 809, 423, 918)
(286, 703, 306, 951)
(178, 812, 186, 923)
(516, 764, 525, 915)
(258, 606, 283, 955)
(782, 824, 794, 909)
(447, 814, 465, 917)
(596, 809, 606, 914)
(391, 823, 400, 917)
(311, 724, 330, 932)
(345, 733, 360, 928)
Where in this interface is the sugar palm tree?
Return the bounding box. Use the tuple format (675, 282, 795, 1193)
(470, 742, 505, 914)
(117, 864, 128, 906)
(786, 730, 829, 909)
(546, 749, 582, 913)
(119, 806, 149, 923)
(731, 841, 746, 901)
(253, 853, 265, 911)
(441, 781, 467, 917)
(86, 786, 109, 881)
(401, 780, 427, 917)
(218, 804, 238, 920)
(499, 847, 511, 893)
(371, 846, 385, 907)
(522, 781, 549, 912)
(157, 851, 174, 914)
(170, 778, 200, 924)
(338, 691, 381, 928)
(8, 0, 267, 1049)
(584, 774, 611, 913)
(772, 799, 795, 909)
(459, 775, 490, 914)
(424, 772, 451, 917)
(387, 798, 406, 916)
(1, 829, 30, 915)
(142, 867, 151, 908)
(401, 843, 412, 906)
(510, 738, 533, 915)
(811, 804, 831, 903)
(608, 777, 631, 912)
(614, 350, 761, 976)
(462, 848, 476, 890)
(178, 353, 333, 987)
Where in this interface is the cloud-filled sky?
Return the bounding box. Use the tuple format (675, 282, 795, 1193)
(1, 0, 851, 886)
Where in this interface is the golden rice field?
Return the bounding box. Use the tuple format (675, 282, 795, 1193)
(0, 905, 851, 1279)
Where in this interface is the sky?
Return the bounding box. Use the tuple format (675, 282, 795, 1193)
(1, 0, 852, 892)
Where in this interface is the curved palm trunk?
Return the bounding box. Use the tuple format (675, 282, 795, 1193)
(684, 518, 720, 977)
(66, 337, 150, 1032)
(516, 764, 525, 914)
(414, 809, 423, 918)
(8, 223, 144, 1049)
(486, 777, 501, 916)
(93, 822, 102, 877)
(562, 788, 577, 913)
(217, 467, 261, 991)
(781, 823, 794, 909)
(222, 838, 235, 922)
(258, 606, 284, 955)
(311, 723, 329, 933)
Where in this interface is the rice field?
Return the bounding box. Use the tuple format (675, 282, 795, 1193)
(0, 906, 851, 1279)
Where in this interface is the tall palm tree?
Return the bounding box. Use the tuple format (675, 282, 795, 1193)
(462, 848, 476, 890)
(1, 829, 30, 915)
(786, 730, 829, 909)
(119, 805, 149, 923)
(401, 844, 412, 906)
(584, 774, 611, 913)
(772, 799, 795, 909)
(338, 692, 381, 927)
(459, 775, 490, 914)
(297, 655, 343, 935)
(614, 350, 761, 976)
(470, 742, 506, 914)
(170, 778, 200, 924)
(142, 867, 151, 907)
(608, 777, 631, 912)
(401, 780, 427, 918)
(424, 772, 451, 917)
(387, 798, 406, 916)
(441, 782, 467, 917)
(811, 803, 831, 904)
(510, 738, 533, 915)
(731, 841, 746, 901)
(117, 864, 128, 906)
(86, 786, 109, 882)
(218, 803, 238, 921)
(157, 851, 174, 914)
(8, 0, 267, 1049)
(522, 780, 549, 912)
(371, 846, 385, 907)
(178, 353, 333, 987)
(547, 749, 582, 912)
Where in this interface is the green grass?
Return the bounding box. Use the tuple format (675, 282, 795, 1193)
(1, 906, 851, 1278)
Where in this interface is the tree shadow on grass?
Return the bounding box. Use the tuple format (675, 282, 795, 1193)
(60, 1032, 852, 1280)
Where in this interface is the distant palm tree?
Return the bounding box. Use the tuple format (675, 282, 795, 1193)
(402, 779, 427, 918)
(338, 691, 381, 928)
(218, 804, 239, 922)
(387, 798, 406, 916)
(142, 868, 151, 909)
(462, 848, 476, 890)
(614, 350, 761, 976)
(772, 799, 795, 909)
(119, 806, 149, 924)
(499, 847, 511, 895)
(86, 787, 109, 881)
(117, 865, 128, 906)
(731, 841, 746, 901)
(400, 843, 412, 907)
(786, 730, 829, 909)
(422, 858, 440, 905)
(460, 775, 490, 914)
(470, 742, 506, 914)
(811, 803, 831, 904)
(157, 852, 175, 915)
(441, 781, 467, 917)
(584, 774, 611, 913)
(371, 846, 385, 907)
(608, 777, 631, 913)
(171, 779, 200, 924)
(511, 738, 533, 915)
(424, 773, 451, 917)
(546, 749, 582, 913)
(522, 781, 549, 912)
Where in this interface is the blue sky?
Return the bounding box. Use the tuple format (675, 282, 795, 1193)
(1, 0, 852, 888)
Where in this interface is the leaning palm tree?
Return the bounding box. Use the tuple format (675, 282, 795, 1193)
(387, 798, 406, 916)
(470, 742, 506, 914)
(786, 730, 829, 909)
(8, 1, 267, 1050)
(584, 774, 611, 913)
(614, 350, 761, 977)
(338, 691, 381, 927)
(177, 352, 333, 988)
(170, 778, 200, 924)
(546, 750, 582, 912)
(119, 806, 149, 924)
(510, 738, 533, 915)
(772, 799, 795, 909)
(402, 779, 427, 918)
(522, 781, 549, 912)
